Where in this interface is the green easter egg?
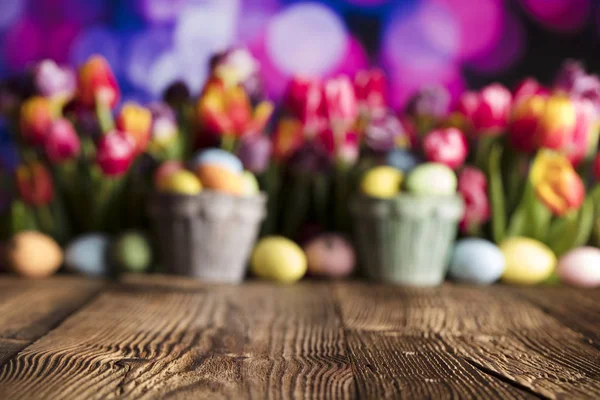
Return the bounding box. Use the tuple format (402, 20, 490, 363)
(251, 236, 307, 283)
(241, 171, 260, 196)
(159, 170, 202, 195)
(406, 163, 457, 195)
(500, 237, 556, 285)
(112, 231, 152, 273)
(360, 166, 403, 199)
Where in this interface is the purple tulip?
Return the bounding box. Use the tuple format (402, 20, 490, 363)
(33, 60, 76, 100)
(554, 60, 600, 113)
(406, 85, 451, 119)
(364, 112, 405, 153)
(237, 135, 272, 174)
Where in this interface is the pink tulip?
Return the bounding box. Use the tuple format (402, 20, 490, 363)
(44, 118, 80, 164)
(457, 167, 490, 234)
(513, 78, 548, 105)
(422, 127, 468, 170)
(354, 68, 387, 118)
(456, 83, 512, 135)
(96, 130, 135, 176)
(564, 99, 597, 167)
(323, 76, 358, 134)
(283, 77, 326, 134)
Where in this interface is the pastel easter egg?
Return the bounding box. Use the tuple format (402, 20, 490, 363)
(159, 170, 203, 195)
(251, 236, 307, 283)
(557, 247, 600, 288)
(65, 234, 111, 276)
(406, 163, 457, 195)
(360, 166, 403, 199)
(386, 149, 421, 173)
(303, 233, 356, 279)
(241, 171, 260, 196)
(192, 149, 243, 174)
(500, 237, 556, 285)
(449, 239, 505, 284)
(154, 161, 184, 190)
(196, 164, 243, 195)
(6, 231, 63, 278)
(111, 231, 152, 273)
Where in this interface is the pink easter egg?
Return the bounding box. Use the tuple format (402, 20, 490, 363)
(303, 233, 356, 279)
(557, 247, 600, 288)
(154, 161, 185, 190)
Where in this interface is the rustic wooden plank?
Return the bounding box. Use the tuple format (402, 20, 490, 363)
(335, 282, 600, 399)
(345, 331, 536, 399)
(0, 276, 104, 364)
(0, 279, 356, 399)
(513, 286, 600, 346)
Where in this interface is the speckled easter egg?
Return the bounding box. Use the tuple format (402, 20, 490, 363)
(6, 231, 63, 278)
(386, 149, 421, 173)
(251, 236, 307, 283)
(65, 234, 111, 276)
(303, 233, 356, 278)
(192, 149, 243, 173)
(111, 231, 152, 273)
(360, 166, 403, 199)
(154, 161, 184, 190)
(241, 171, 260, 196)
(159, 170, 202, 195)
(449, 239, 505, 284)
(500, 237, 556, 285)
(405, 163, 457, 195)
(557, 247, 600, 288)
(196, 164, 243, 195)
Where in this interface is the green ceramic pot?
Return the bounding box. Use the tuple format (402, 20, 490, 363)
(350, 194, 464, 286)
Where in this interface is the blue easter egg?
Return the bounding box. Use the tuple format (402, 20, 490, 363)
(449, 239, 505, 284)
(65, 234, 111, 276)
(385, 149, 420, 173)
(192, 149, 243, 173)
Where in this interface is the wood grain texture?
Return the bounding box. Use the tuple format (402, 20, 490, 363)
(0, 276, 104, 364)
(335, 283, 600, 399)
(0, 279, 355, 399)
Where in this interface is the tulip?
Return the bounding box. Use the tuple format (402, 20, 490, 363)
(20, 96, 54, 146)
(563, 99, 597, 166)
(147, 103, 178, 154)
(354, 68, 387, 119)
(406, 85, 451, 119)
(44, 118, 80, 164)
(457, 167, 490, 234)
(336, 131, 359, 165)
(422, 127, 468, 170)
(236, 134, 272, 174)
(554, 60, 600, 112)
(323, 76, 358, 135)
(197, 84, 274, 138)
(509, 95, 545, 152)
(272, 118, 304, 163)
(536, 94, 577, 150)
(210, 48, 263, 100)
(363, 112, 406, 153)
(116, 102, 152, 155)
(456, 83, 512, 135)
(283, 77, 326, 135)
(96, 130, 136, 176)
(15, 161, 54, 206)
(77, 55, 120, 109)
(33, 60, 76, 102)
(530, 151, 585, 216)
(513, 78, 548, 105)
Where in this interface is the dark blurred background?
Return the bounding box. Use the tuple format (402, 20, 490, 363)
(0, 0, 599, 108)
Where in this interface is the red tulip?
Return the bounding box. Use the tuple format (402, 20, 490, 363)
(354, 68, 387, 118)
(456, 83, 512, 135)
(44, 118, 80, 164)
(116, 102, 152, 155)
(283, 77, 326, 134)
(323, 76, 358, 134)
(513, 78, 548, 105)
(15, 162, 54, 206)
(77, 55, 120, 109)
(457, 167, 490, 234)
(20, 96, 54, 146)
(96, 130, 135, 176)
(422, 127, 468, 170)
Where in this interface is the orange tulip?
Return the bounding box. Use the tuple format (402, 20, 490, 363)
(116, 102, 152, 155)
(272, 117, 304, 162)
(20, 96, 54, 146)
(15, 162, 54, 207)
(530, 151, 585, 216)
(77, 55, 120, 109)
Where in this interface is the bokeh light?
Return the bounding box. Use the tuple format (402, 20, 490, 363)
(521, 0, 591, 33)
(3, 19, 43, 71)
(266, 3, 348, 76)
(127, 28, 173, 91)
(0, 0, 25, 30)
(70, 26, 121, 72)
(138, 0, 188, 24)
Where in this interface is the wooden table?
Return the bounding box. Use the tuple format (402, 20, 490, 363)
(0, 275, 599, 399)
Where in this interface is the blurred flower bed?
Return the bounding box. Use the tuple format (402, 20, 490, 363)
(2, 49, 600, 288)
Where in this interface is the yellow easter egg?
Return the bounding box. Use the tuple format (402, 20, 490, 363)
(251, 236, 307, 283)
(7, 231, 63, 279)
(360, 166, 403, 199)
(159, 170, 202, 195)
(500, 237, 556, 285)
(196, 164, 243, 195)
(241, 171, 260, 196)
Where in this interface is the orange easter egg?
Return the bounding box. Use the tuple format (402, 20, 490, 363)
(196, 164, 243, 195)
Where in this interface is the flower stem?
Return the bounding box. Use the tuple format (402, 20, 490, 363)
(95, 94, 114, 134)
(221, 134, 236, 153)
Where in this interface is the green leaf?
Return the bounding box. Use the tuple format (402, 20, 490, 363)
(489, 144, 506, 244)
(10, 200, 37, 234)
(572, 197, 595, 249)
(548, 198, 594, 257)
